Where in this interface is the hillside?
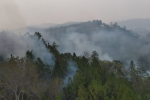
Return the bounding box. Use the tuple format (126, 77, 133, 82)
(117, 18, 150, 37)
(38, 20, 150, 69)
(0, 20, 150, 99)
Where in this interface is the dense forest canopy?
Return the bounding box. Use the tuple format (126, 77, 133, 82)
(0, 20, 150, 100)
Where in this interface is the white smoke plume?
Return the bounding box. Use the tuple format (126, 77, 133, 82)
(0, 0, 25, 30)
(0, 31, 54, 66)
(1, 20, 150, 69)
(62, 61, 78, 88)
(39, 26, 150, 69)
(42, 30, 113, 61)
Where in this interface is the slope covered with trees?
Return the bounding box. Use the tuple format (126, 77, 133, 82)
(0, 20, 150, 100)
(40, 20, 150, 70)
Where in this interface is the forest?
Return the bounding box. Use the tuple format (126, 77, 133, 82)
(0, 20, 150, 100)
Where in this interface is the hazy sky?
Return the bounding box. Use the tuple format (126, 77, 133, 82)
(0, 0, 150, 29)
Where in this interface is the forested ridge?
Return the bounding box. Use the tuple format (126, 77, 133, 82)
(0, 20, 150, 100)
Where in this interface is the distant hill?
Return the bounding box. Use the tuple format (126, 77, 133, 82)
(14, 22, 79, 34)
(44, 20, 134, 36)
(29, 22, 79, 28)
(0, 20, 150, 100)
(30, 23, 56, 28)
(10, 20, 150, 69)
(117, 18, 150, 36)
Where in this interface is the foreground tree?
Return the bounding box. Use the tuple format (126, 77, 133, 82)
(0, 56, 40, 100)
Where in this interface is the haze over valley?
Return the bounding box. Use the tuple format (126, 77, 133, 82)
(0, 0, 150, 100)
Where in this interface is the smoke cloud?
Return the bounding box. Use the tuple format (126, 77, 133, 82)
(62, 61, 78, 88)
(0, 0, 25, 30)
(39, 26, 150, 69)
(117, 19, 150, 37)
(0, 31, 54, 66)
(1, 20, 150, 69)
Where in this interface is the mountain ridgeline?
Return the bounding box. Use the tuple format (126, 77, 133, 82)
(41, 20, 150, 69)
(0, 20, 150, 99)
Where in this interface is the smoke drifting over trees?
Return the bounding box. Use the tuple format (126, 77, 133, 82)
(0, 20, 150, 99)
(0, 31, 54, 66)
(62, 61, 78, 88)
(35, 20, 150, 69)
(118, 18, 150, 37)
(1, 20, 150, 68)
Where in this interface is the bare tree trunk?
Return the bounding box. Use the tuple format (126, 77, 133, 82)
(21, 93, 24, 100)
(0, 96, 6, 100)
(15, 91, 21, 100)
(15, 92, 18, 100)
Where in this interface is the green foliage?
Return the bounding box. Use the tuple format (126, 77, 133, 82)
(88, 79, 103, 100)
(34, 32, 42, 39)
(1, 52, 149, 100)
(63, 54, 150, 100)
(91, 51, 99, 59)
(47, 42, 68, 77)
(0, 56, 41, 100)
(55, 92, 63, 100)
(0, 37, 150, 100)
(26, 50, 34, 60)
(2, 20, 149, 100)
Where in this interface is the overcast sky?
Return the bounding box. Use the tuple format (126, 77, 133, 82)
(0, 0, 150, 29)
